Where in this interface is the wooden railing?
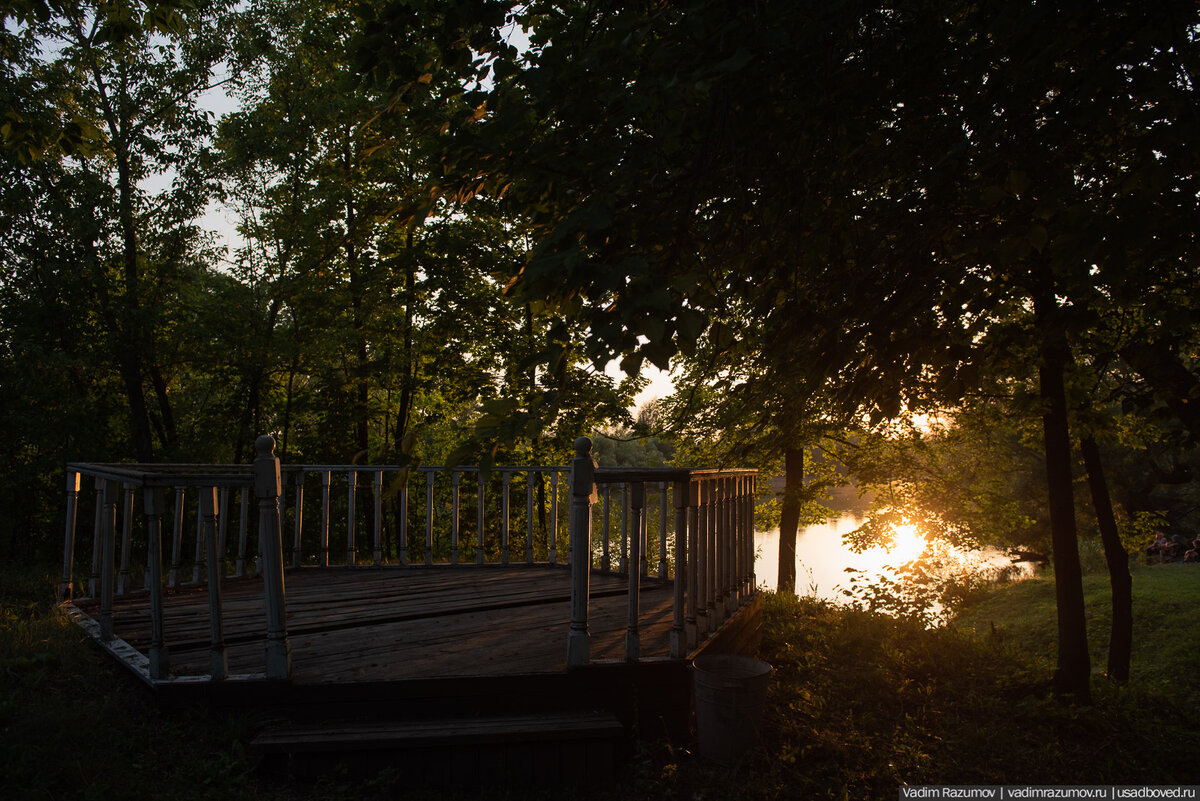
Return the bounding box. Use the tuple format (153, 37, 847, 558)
(566, 437, 758, 667)
(60, 438, 294, 681)
(58, 435, 757, 682)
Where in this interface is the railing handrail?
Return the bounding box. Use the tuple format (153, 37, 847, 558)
(66, 461, 571, 483)
(593, 466, 757, 483)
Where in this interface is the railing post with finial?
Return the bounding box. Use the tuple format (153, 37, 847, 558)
(567, 437, 595, 668)
(669, 476, 688, 659)
(255, 435, 292, 680)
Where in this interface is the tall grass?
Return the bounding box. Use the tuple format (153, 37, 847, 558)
(3, 561, 1196, 800)
(618, 567, 1199, 799)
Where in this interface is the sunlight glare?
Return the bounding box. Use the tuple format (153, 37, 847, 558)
(885, 522, 927, 565)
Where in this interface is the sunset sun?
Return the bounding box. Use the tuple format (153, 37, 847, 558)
(887, 522, 928, 565)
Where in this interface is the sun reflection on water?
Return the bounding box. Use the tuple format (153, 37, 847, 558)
(754, 514, 1028, 604)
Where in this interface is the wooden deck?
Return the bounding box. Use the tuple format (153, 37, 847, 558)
(70, 564, 683, 684)
(59, 451, 763, 782)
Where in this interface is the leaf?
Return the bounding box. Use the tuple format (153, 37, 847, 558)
(676, 308, 707, 343)
(1027, 225, 1049, 252)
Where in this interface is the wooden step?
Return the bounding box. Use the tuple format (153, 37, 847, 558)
(251, 710, 625, 787)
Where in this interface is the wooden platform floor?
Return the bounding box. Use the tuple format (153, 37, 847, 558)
(71, 565, 677, 683)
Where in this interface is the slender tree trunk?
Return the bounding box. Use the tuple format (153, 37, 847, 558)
(1080, 435, 1132, 684)
(148, 364, 178, 456)
(394, 249, 417, 453)
(115, 145, 157, 463)
(777, 445, 804, 595)
(233, 372, 263, 464)
(344, 134, 373, 539)
(117, 348, 155, 463)
(1034, 292, 1091, 703)
(281, 351, 299, 460)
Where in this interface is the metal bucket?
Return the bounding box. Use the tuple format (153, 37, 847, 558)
(692, 654, 772, 764)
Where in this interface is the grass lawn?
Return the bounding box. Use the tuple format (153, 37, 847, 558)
(2, 561, 1197, 800)
(953, 562, 1200, 707)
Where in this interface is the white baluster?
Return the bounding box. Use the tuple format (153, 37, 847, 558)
(549, 471, 559, 565)
(236, 483, 249, 577)
(292, 471, 304, 568)
(192, 494, 204, 584)
(169, 487, 184, 589)
(526, 472, 535, 564)
(625, 481, 644, 662)
(451, 470, 461, 565)
(670, 479, 688, 659)
(476, 471, 486, 564)
(60, 471, 80, 601)
(658, 481, 669, 579)
(200, 486, 227, 679)
(425, 470, 435, 565)
(346, 470, 357, 567)
(144, 487, 169, 680)
(373, 470, 383, 566)
(399, 478, 409, 566)
(99, 479, 118, 641)
(320, 470, 331, 567)
(501, 472, 511, 565)
(241, 485, 253, 576)
(88, 478, 103, 598)
(686, 479, 700, 648)
(601, 484, 612, 572)
(116, 484, 134, 595)
(619, 483, 628, 574)
(218, 486, 231, 572)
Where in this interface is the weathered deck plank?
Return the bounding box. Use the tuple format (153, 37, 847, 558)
(72, 565, 676, 681)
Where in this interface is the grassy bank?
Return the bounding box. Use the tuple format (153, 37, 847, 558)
(953, 562, 1200, 706)
(2, 562, 1197, 799)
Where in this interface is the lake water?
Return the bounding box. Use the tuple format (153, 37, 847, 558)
(753, 513, 1030, 603)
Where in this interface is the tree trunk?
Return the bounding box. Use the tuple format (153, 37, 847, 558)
(1080, 435, 1132, 684)
(281, 351, 299, 460)
(777, 445, 804, 595)
(117, 347, 155, 463)
(148, 364, 178, 456)
(114, 136, 157, 463)
(1034, 292, 1091, 703)
(394, 248, 418, 455)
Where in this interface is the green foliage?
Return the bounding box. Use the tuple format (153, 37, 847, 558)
(847, 408, 1050, 555)
(609, 590, 1198, 800)
(3, 564, 1198, 799)
(0, 0, 644, 565)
